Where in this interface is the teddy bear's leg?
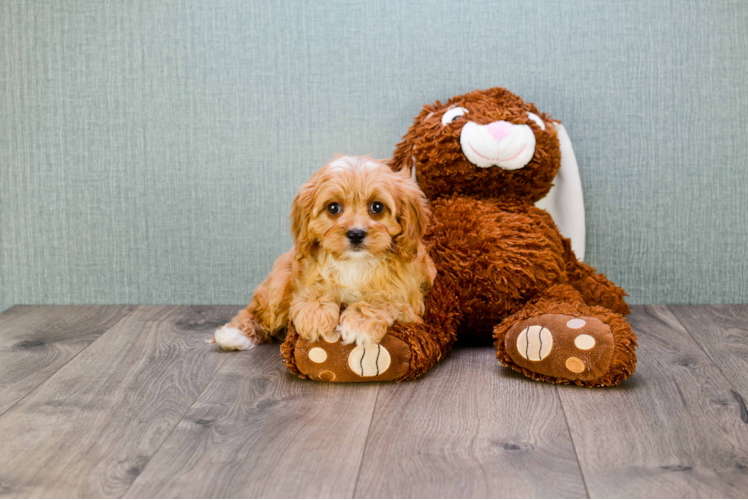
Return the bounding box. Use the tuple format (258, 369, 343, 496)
(280, 321, 414, 382)
(567, 259, 631, 315)
(561, 239, 631, 315)
(494, 283, 637, 387)
(281, 277, 462, 382)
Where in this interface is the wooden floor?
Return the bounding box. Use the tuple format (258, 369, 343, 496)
(0, 305, 747, 498)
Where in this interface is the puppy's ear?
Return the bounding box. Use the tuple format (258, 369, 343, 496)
(392, 170, 430, 262)
(290, 178, 318, 260)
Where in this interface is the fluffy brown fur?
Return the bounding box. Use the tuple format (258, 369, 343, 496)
(213, 155, 435, 350)
(286, 88, 637, 386)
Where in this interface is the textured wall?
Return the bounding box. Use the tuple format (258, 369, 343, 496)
(1, 0, 747, 312)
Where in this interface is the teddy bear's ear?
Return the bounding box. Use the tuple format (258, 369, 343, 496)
(389, 134, 416, 176)
(535, 122, 586, 261)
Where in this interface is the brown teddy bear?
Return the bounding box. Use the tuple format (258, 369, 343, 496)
(283, 87, 637, 387)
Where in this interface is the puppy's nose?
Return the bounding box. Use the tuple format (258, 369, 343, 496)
(346, 229, 367, 245)
(487, 120, 514, 143)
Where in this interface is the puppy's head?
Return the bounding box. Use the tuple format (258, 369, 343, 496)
(291, 155, 429, 262)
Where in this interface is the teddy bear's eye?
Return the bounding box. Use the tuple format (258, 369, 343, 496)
(441, 107, 468, 126)
(527, 112, 546, 131)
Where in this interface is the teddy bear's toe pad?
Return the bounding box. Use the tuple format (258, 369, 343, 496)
(505, 314, 615, 381)
(294, 334, 410, 382)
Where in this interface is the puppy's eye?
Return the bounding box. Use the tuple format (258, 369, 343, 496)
(327, 202, 341, 215)
(441, 107, 468, 126)
(527, 112, 546, 131)
(370, 201, 384, 214)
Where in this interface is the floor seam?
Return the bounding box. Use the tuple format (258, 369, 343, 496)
(555, 385, 592, 499)
(350, 383, 381, 499)
(120, 352, 229, 499)
(0, 306, 137, 420)
(663, 305, 748, 403)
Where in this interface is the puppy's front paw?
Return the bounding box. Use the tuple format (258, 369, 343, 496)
(337, 309, 388, 346)
(212, 325, 253, 351)
(294, 305, 340, 343)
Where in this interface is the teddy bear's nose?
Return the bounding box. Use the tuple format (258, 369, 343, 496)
(487, 121, 514, 143)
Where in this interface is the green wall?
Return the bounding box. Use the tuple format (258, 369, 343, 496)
(2, 0, 747, 312)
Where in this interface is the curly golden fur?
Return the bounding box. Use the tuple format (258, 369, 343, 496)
(213, 155, 435, 349)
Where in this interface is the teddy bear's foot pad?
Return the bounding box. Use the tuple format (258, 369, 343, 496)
(504, 314, 615, 382)
(294, 334, 411, 382)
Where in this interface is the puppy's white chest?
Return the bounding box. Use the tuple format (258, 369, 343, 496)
(329, 256, 380, 302)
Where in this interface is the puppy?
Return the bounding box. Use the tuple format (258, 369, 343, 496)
(212, 155, 436, 350)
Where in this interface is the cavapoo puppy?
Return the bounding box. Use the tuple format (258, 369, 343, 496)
(212, 155, 435, 350)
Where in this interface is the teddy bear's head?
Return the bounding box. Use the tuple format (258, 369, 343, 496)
(390, 87, 562, 202)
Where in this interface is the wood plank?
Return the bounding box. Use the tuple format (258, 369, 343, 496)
(557, 305, 748, 498)
(124, 344, 380, 499)
(0, 305, 237, 498)
(354, 347, 587, 498)
(0, 305, 135, 416)
(669, 305, 748, 400)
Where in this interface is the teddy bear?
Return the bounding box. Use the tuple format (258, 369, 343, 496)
(283, 87, 637, 387)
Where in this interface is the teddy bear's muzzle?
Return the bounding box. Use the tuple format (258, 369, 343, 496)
(460, 120, 536, 170)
